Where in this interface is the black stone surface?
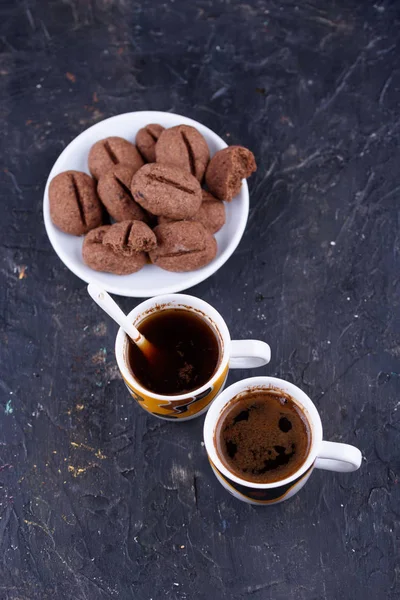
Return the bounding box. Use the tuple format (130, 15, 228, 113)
(1, 1, 399, 598)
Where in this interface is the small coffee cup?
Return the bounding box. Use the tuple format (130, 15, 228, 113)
(115, 294, 271, 421)
(204, 376, 362, 504)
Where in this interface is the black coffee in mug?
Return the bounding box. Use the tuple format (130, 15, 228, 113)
(215, 389, 312, 483)
(128, 309, 220, 396)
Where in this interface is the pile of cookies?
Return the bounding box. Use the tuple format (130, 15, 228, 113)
(49, 123, 257, 275)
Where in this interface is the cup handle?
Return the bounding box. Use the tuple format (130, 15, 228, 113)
(314, 441, 362, 473)
(229, 340, 271, 369)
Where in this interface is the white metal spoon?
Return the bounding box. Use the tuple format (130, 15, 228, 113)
(87, 283, 156, 359)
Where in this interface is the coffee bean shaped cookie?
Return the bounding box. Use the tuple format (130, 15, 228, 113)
(149, 221, 217, 272)
(103, 220, 157, 256)
(205, 146, 257, 201)
(136, 124, 165, 163)
(82, 225, 147, 275)
(158, 190, 225, 234)
(194, 190, 225, 233)
(88, 136, 144, 180)
(97, 164, 148, 223)
(49, 170, 103, 236)
(131, 163, 202, 219)
(156, 125, 210, 181)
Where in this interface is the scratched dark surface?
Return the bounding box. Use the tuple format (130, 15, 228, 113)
(1, 1, 399, 599)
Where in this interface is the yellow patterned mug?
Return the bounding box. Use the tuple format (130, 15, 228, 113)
(115, 294, 271, 421)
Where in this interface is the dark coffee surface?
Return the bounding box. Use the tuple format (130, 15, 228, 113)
(128, 309, 220, 395)
(216, 391, 311, 483)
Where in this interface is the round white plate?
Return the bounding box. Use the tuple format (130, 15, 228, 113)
(43, 111, 249, 297)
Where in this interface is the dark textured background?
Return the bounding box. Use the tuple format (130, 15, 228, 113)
(1, 1, 399, 598)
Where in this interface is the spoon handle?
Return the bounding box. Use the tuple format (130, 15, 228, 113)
(87, 283, 142, 343)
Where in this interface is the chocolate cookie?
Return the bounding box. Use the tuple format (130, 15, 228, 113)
(131, 163, 202, 219)
(49, 170, 103, 236)
(205, 146, 257, 201)
(88, 136, 144, 180)
(82, 225, 147, 275)
(136, 124, 165, 163)
(149, 221, 217, 272)
(158, 190, 225, 234)
(103, 220, 157, 256)
(97, 164, 148, 223)
(155, 125, 210, 181)
(195, 190, 225, 233)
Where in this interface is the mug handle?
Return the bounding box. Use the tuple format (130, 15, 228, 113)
(315, 441, 362, 473)
(229, 340, 271, 369)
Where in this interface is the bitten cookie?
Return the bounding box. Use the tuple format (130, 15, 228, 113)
(82, 225, 147, 275)
(136, 124, 165, 163)
(49, 170, 103, 235)
(97, 164, 148, 223)
(158, 190, 225, 234)
(131, 163, 202, 219)
(155, 125, 210, 181)
(205, 146, 257, 201)
(102, 220, 157, 256)
(149, 221, 217, 272)
(88, 136, 144, 180)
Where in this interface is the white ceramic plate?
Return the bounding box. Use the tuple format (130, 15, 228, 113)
(43, 111, 249, 297)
